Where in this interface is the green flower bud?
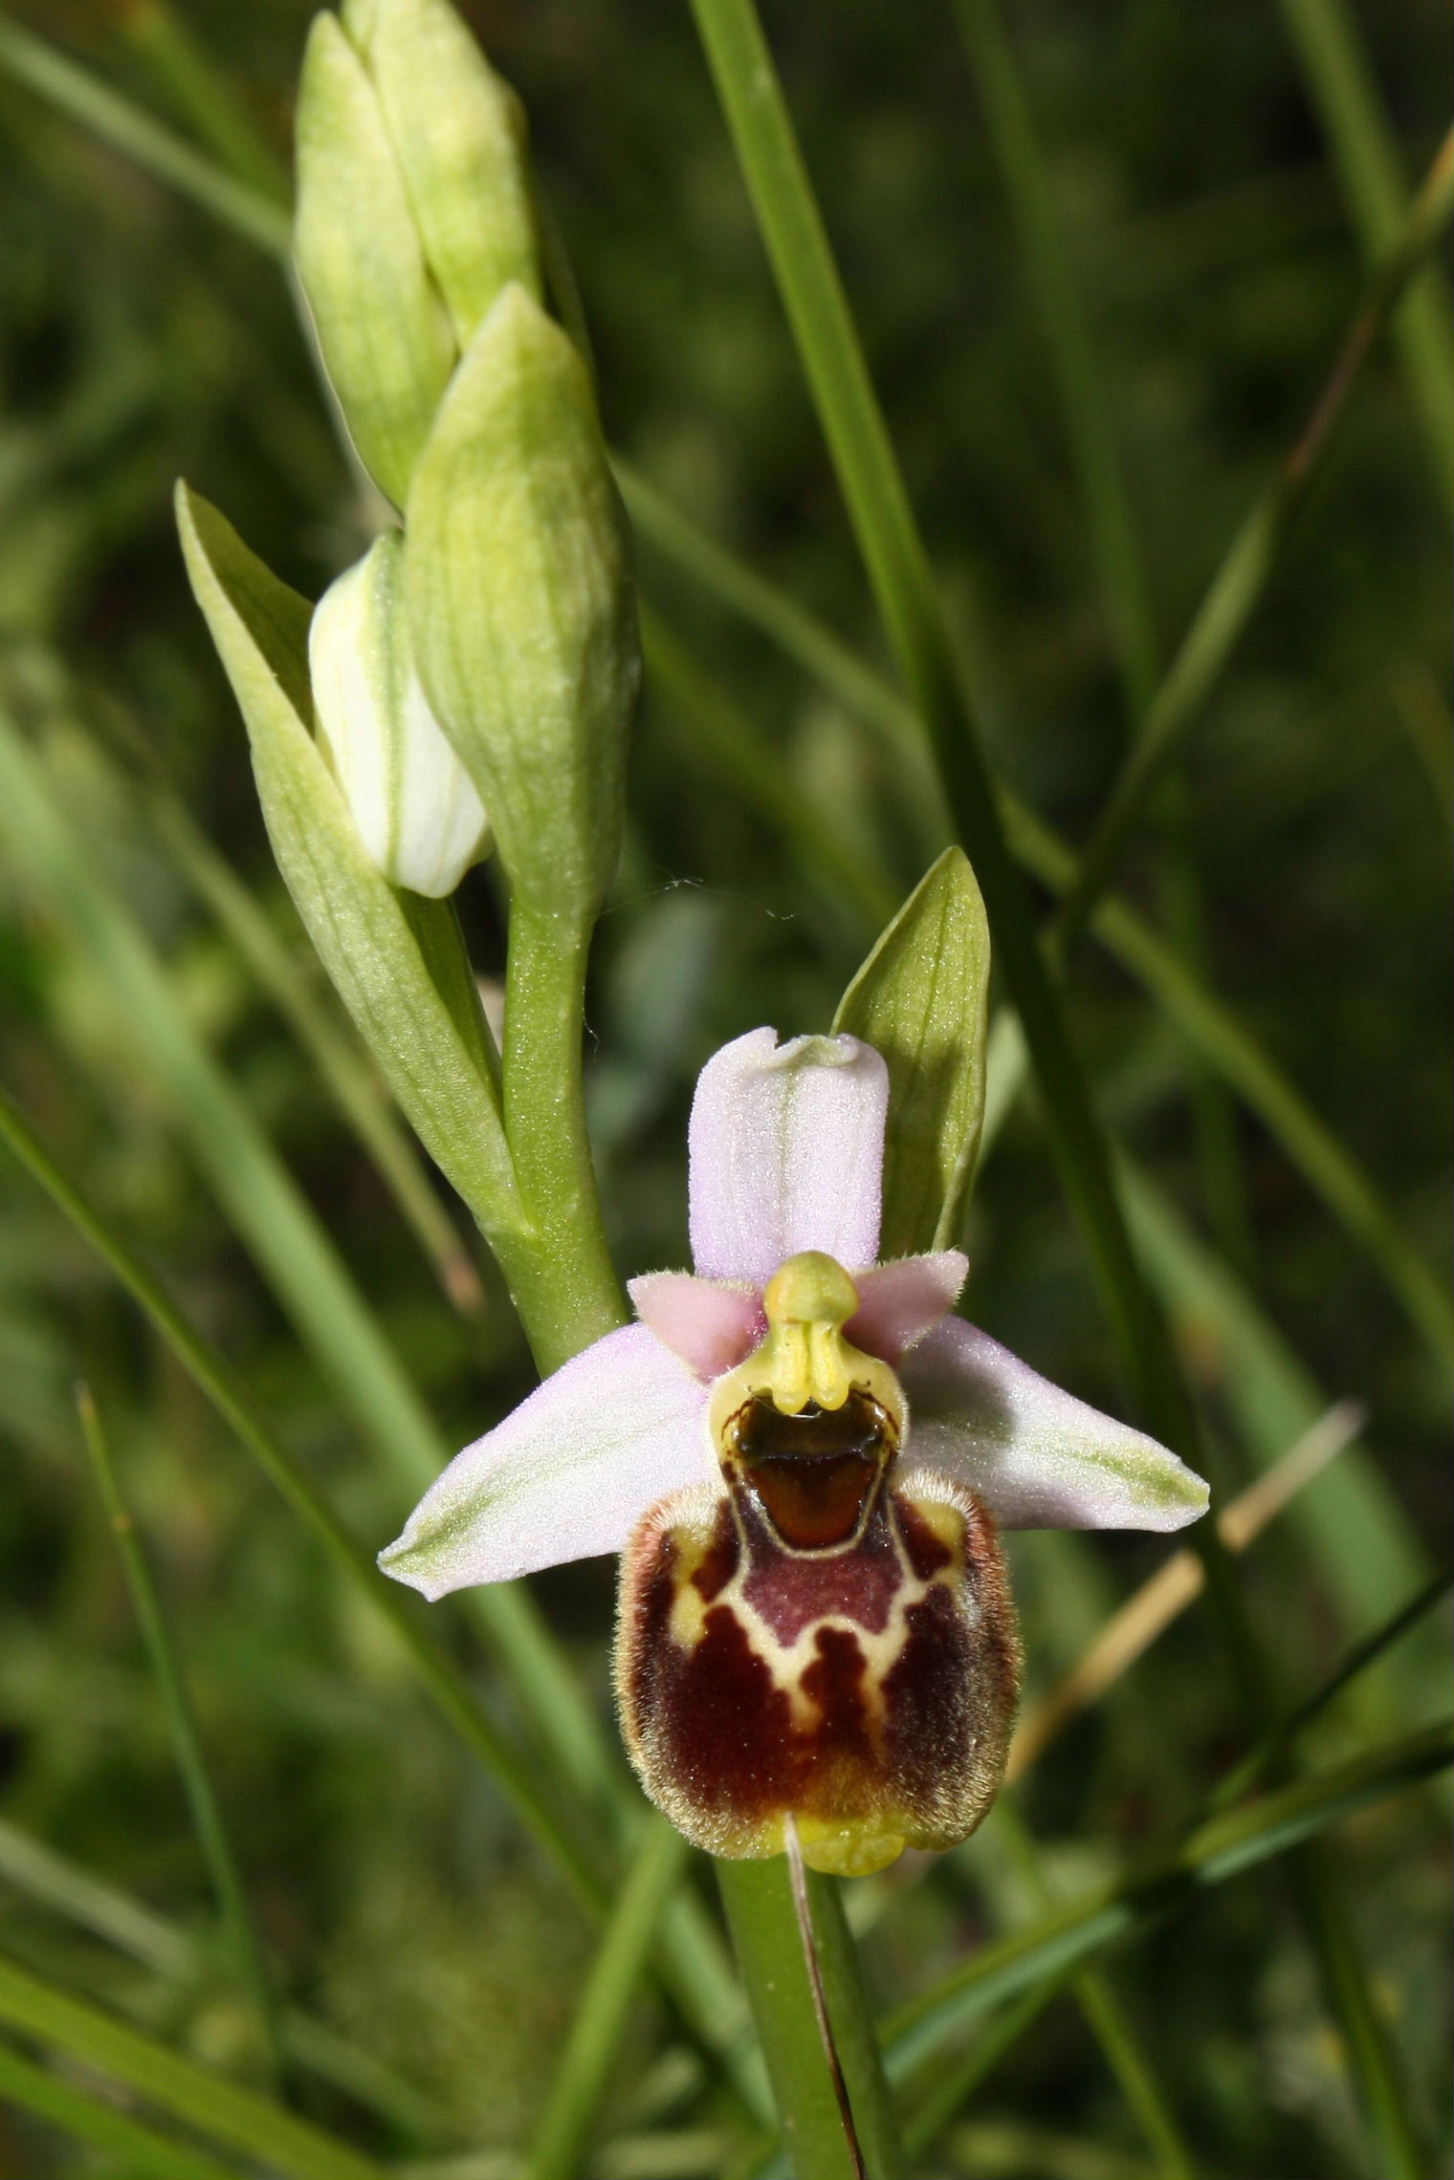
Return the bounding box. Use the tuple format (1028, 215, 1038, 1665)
(310, 533, 490, 899)
(293, 11, 454, 506)
(406, 283, 639, 917)
(342, 0, 541, 347)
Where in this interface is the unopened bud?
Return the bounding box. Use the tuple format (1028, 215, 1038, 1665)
(342, 0, 541, 347)
(293, 12, 454, 506)
(406, 283, 638, 916)
(309, 532, 489, 898)
(295, 0, 544, 508)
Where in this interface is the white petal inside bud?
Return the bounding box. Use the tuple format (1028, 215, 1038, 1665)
(309, 532, 489, 898)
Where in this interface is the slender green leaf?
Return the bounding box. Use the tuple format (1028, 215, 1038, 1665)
(833, 848, 991, 1256)
(148, 786, 485, 1314)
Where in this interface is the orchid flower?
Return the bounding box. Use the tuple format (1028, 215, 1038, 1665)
(381, 1028, 1208, 1876)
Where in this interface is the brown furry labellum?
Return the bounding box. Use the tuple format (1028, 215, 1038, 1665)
(614, 1378, 1022, 1877)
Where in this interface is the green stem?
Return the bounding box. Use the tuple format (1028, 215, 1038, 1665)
(77, 1383, 287, 2091)
(501, 897, 627, 1370)
(719, 1861, 902, 2180)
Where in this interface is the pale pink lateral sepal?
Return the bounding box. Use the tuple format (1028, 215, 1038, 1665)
(687, 1028, 889, 1285)
(901, 1318, 1210, 1532)
(848, 1250, 968, 1361)
(628, 1272, 763, 1382)
(378, 1325, 718, 1596)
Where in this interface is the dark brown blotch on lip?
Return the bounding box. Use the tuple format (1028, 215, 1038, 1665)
(724, 1388, 894, 1550)
(615, 1479, 1022, 1862)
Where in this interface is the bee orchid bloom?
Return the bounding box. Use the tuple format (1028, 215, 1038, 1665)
(381, 1028, 1209, 1875)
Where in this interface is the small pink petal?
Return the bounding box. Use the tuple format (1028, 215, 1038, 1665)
(629, 1271, 764, 1382)
(848, 1251, 968, 1362)
(900, 1318, 1209, 1532)
(688, 1027, 889, 1285)
(378, 1325, 715, 1595)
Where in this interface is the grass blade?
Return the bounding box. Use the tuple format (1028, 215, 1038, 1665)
(0, 1815, 455, 2139)
(0, 1949, 387, 2180)
(1277, 0, 1454, 497)
(1055, 128, 1454, 954)
(147, 785, 485, 1317)
(76, 1381, 286, 2088)
(0, 2036, 247, 2180)
(0, 1085, 604, 1914)
(952, 0, 1160, 713)
(886, 1717, 1453, 2078)
(0, 16, 290, 253)
(0, 698, 607, 1814)
(529, 1822, 691, 2180)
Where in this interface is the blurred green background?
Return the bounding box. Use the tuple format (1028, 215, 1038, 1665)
(0, 1, 1449, 2175)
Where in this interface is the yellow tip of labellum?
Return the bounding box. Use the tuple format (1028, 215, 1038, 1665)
(791, 1816, 908, 1877)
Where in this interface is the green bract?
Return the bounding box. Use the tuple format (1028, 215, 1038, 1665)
(834, 846, 991, 1256)
(342, 0, 541, 346)
(293, 12, 453, 506)
(175, 484, 522, 1240)
(405, 283, 639, 917)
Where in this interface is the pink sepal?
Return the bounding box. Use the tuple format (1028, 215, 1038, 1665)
(628, 1271, 764, 1382)
(848, 1251, 968, 1361)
